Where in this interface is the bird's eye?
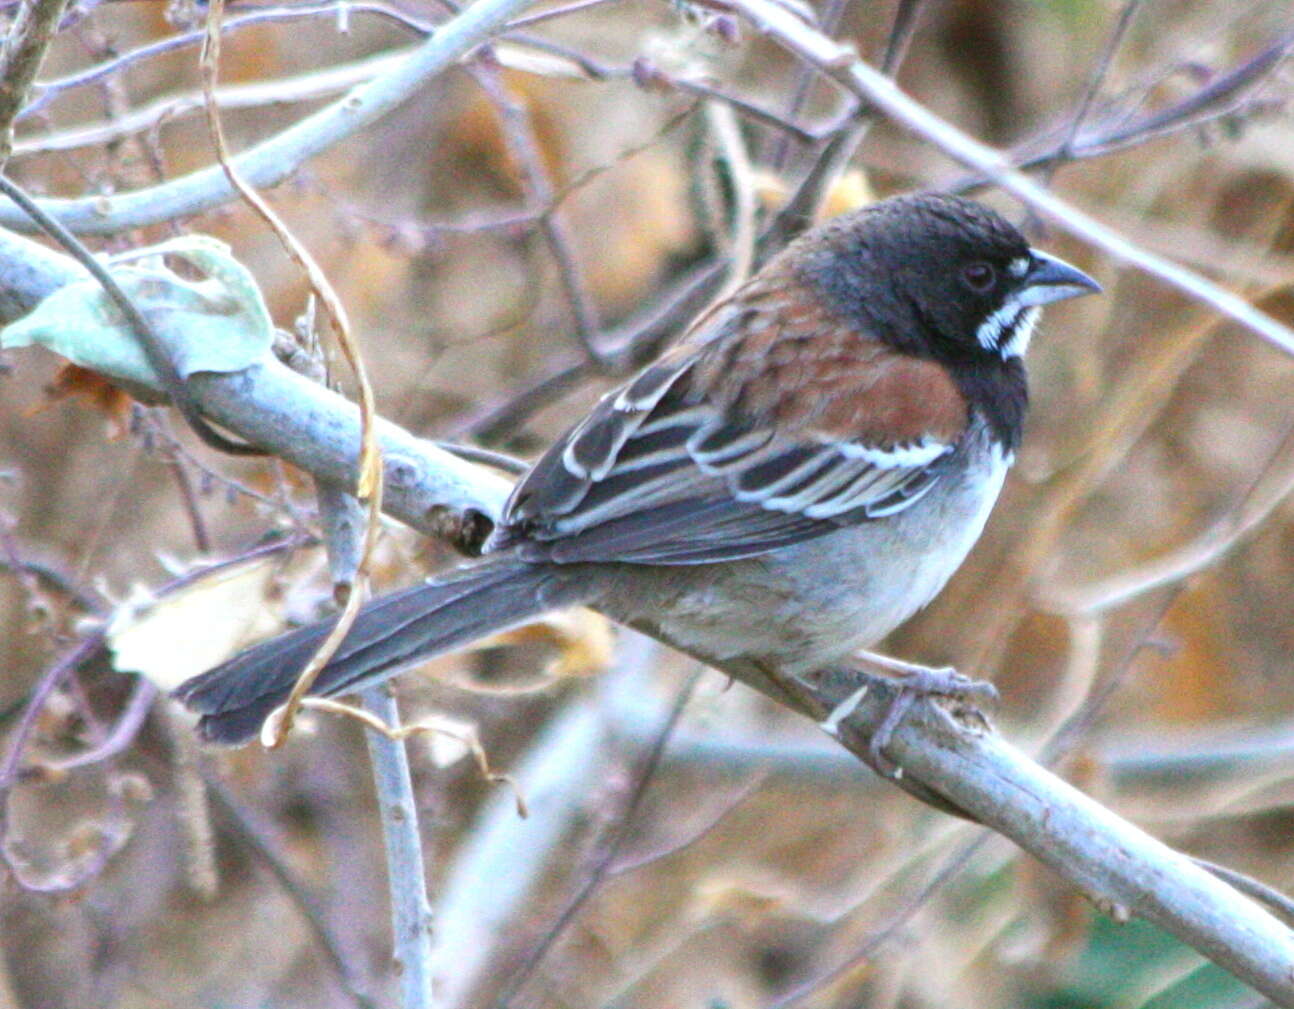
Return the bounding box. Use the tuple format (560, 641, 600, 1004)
(961, 262, 996, 293)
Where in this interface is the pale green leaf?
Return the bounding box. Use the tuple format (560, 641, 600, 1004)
(0, 235, 274, 392)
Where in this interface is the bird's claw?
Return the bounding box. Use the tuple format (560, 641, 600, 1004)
(867, 666, 997, 777)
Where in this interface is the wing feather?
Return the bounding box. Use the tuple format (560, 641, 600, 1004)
(491, 267, 970, 565)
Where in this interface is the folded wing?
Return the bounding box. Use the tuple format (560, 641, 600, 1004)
(491, 270, 970, 565)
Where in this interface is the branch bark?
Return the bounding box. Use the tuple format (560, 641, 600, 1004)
(361, 685, 436, 1009)
(3, 227, 1293, 1004)
(0, 0, 541, 233)
(0, 0, 69, 165)
(725, 0, 1294, 363)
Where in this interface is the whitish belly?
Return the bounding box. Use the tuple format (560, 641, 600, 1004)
(616, 442, 1009, 674)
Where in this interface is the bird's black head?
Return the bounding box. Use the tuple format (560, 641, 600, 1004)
(794, 192, 1100, 365)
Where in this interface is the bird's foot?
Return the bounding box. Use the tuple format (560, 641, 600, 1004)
(855, 652, 997, 777)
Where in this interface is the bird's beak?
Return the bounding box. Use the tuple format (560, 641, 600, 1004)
(1018, 250, 1102, 307)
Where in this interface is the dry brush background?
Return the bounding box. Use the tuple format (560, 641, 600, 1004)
(2, 0, 1294, 1006)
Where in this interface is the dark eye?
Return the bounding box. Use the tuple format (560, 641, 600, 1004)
(961, 262, 996, 293)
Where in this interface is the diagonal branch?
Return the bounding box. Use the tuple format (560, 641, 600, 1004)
(0, 0, 69, 164)
(3, 225, 1294, 1005)
(726, 0, 1294, 361)
(0, 0, 544, 233)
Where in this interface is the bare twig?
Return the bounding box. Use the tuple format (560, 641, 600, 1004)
(14, 49, 407, 157)
(951, 29, 1294, 193)
(497, 670, 700, 1008)
(1041, 0, 1143, 189)
(727, 0, 1294, 360)
(0, 0, 69, 164)
(200, 0, 385, 745)
(297, 697, 526, 811)
(505, 0, 621, 29)
(359, 685, 436, 1009)
(37, 678, 157, 775)
(706, 101, 757, 297)
(0, 0, 546, 233)
(1044, 417, 1294, 617)
(471, 61, 606, 365)
(204, 773, 377, 1009)
(19, 2, 434, 121)
(769, 830, 993, 1008)
(762, 0, 924, 250)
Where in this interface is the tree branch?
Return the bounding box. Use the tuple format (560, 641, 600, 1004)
(0, 226, 512, 536)
(0, 0, 69, 164)
(726, 0, 1294, 361)
(3, 222, 1294, 1005)
(360, 684, 436, 1009)
(0, 0, 543, 233)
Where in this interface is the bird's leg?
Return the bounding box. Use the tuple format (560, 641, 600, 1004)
(853, 650, 997, 774)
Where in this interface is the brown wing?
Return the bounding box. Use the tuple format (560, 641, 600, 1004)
(490, 267, 971, 565)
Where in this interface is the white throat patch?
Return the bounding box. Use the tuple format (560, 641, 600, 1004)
(975, 300, 1040, 359)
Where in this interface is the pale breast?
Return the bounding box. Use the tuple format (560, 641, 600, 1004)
(600, 422, 1010, 674)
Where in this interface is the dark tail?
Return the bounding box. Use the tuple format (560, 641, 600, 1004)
(174, 558, 589, 745)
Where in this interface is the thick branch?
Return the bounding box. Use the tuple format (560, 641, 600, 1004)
(0, 226, 511, 534)
(796, 668, 1294, 1006)
(2, 226, 1293, 1006)
(0, 0, 541, 233)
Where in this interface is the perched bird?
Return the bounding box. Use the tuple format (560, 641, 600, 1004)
(176, 193, 1100, 746)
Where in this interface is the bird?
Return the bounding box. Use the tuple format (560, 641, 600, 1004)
(175, 192, 1100, 746)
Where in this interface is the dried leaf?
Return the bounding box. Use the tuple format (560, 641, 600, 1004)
(34, 364, 135, 437)
(106, 557, 280, 690)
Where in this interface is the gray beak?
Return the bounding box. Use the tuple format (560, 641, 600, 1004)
(1018, 250, 1102, 307)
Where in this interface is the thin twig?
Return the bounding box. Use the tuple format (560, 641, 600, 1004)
(769, 831, 993, 1008)
(20, 2, 433, 120)
(762, 0, 924, 250)
(471, 60, 606, 365)
(1044, 416, 1294, 617)
(37, 678, 157, 775)
(727, 0, 1294, 360)
(359, 685, 435, 1009)
(607, 772, 766, 876)
(203, 772, 378, 1009)
(505, 0, 621, 29)
(14, 48, 407, 157)
(705, 101, 758, 298)
(0, 0, 69, 163)
(1041, 0, 1143, 188)
(200, 0, 385, 746)
(497, 670, 700, 1008)
(0, 0, 546, 233)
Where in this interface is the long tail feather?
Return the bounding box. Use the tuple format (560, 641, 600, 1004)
(174, 559, 585, 744)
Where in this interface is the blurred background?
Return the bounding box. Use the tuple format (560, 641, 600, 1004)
(2, 0, 1294, 1006)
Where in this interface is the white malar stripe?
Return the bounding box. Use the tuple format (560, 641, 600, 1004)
(998, 306, 1040, 359)
(975, 296, 1022, 351)
(836, 438, 949, 467)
